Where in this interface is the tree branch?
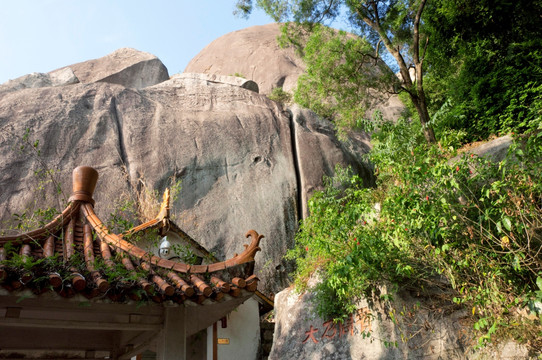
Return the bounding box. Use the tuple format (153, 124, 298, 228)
(374, 40, 382, 65)
(370, 0, 380, 27)
(420, 36, 429, 66)
(412, 0, 427, 65)
(354, 6, 377, 29)
(354, 48, 380, 63)
(355, 5, 412, 89)
(313, 0, 338, 23)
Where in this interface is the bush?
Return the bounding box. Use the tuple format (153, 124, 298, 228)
(268, 87, 292, 105)
(287, 118, 542, 347)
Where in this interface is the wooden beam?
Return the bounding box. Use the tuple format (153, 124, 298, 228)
(110, 332, 121, 360)
(0, 293, 164, 316)
(118, 331, 161, 360)
(5, 307, 21, 318)
(0, 327, 116, 351)
(156, 306, 186, 360)
(213, 322, 218, 360)
(0, 317, 161, 331)
(0, 358, 98, 360)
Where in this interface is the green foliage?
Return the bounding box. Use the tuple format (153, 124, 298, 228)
(108, 182, 201, 266)
(0, 127, 67, 228)
(267, 87, 292, 105)
(109, 174, 182, 232)
(287, 166, 406, 318)
(8, 207, 59, 233)
(288, 118, 542, 348)
(108, 198, 138, 234)
(239, 0, 438, 142)
(424, 0, 542, 139)
(293, 24, 396, 137)
(168, 242, 201, 265)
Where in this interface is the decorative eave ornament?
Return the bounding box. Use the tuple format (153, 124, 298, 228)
(0, 166, 263, 304)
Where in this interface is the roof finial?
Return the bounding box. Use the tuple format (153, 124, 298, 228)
(68, 166, 99, 206)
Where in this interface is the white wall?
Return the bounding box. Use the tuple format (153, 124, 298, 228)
(207, 298, 260, 360)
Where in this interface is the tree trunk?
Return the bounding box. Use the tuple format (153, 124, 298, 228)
(414, 52, 436, 144)
(378, 31, 437, 144)
(390, 56, 437, 144)
(410, 92, 436, 143)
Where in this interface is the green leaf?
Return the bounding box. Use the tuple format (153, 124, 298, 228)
(537, 276, 542, 291)
(502, 217, 512, 231)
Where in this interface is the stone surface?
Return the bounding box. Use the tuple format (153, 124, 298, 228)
(184, 23, 405, 123)
(49, 67, 79, 87)
(0, 68, 79, 94)
(0, 50, 372, 295)
(59, 47, 170, 89)
(0, 72, 60, 94)
(449, 135, 514, 165)
(175, 73, 259, 93)
(184, 23, 305, 95)
(0, 72, 52, 93)
(270, 286, 531, 360)
(0, 48, 168, 94)
(290, 104, 374, 218)
(462, 135, 514, 163)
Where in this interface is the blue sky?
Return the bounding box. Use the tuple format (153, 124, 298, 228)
(0, 1, 275, 83)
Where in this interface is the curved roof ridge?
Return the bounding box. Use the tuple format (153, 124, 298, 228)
(0, 166, 264, 304)
(82, 202, 263, 274)
(120, 188, 170, 238)
(0, 201, 79, 245)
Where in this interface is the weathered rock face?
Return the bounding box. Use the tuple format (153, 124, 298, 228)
(0, 49, 372, 295)
(59, 47, 170, 89)
(184, 23, 305, 95)
(270, 285, 531, 360)
(174, 73, 260, 93)
(290, 104, 373, 218)
(0, 48, 168, 95)
(0, 68, 79, 94)
(185, 24, 406, 122)
(450, 135, 514, 164)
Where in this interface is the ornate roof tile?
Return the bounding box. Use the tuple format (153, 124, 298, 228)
(0, 166, 263, 305)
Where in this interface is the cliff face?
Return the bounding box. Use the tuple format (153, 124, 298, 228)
(0, 45, 373, 295)
(270, 284, 530, 360)
(184, 23, 305, 96)
(184, 23, 406, 122)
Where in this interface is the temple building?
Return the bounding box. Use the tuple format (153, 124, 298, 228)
(0, 166, 267, 359)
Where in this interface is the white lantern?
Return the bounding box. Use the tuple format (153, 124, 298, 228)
(159, 236, 171, 257)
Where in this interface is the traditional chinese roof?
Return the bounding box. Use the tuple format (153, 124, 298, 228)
(0, 166, 262, 305)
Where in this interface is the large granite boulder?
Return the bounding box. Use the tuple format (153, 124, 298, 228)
(270, 285, 531, 359)
(290, 104, 373, 218)
(184, 23, 305, 95)
(173, 73, 260, 93)
(0, 50, 372, 295)
(58, 47, 169, 89)
(184, 24, 405, 122)
(0, 48, 168, 95)
(450, 135, 514, 164)
(0, 68, 79, 94)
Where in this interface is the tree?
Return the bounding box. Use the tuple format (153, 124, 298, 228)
(291, 24, 398, 138)
(237, 0, 437, 143)
(422, 0, 542, 139)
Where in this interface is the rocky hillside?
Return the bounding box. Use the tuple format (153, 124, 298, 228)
(0, 44, 380, 295)
(184, 23, 405, 123)
(184, 23, 305, 96)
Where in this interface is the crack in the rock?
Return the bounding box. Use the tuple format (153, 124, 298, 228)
(287, 109, 304, 222)
(110, 96, 133, 191)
